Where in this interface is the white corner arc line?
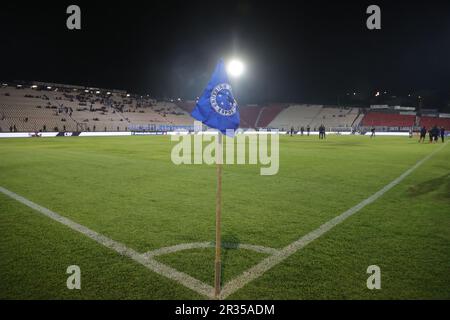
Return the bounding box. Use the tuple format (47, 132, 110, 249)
(143, 242, 279, 259)
(0, 186, 215, 299)
(219, 142, 448, 299)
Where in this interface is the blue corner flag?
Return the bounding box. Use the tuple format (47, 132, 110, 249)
(191, 59, 240, 136)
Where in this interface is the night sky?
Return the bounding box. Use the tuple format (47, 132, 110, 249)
(1, 0, 450, 108)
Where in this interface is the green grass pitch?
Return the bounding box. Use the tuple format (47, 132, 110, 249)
(0, 135, 449, 299)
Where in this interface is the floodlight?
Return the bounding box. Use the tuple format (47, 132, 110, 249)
(227, 59, 244, 77)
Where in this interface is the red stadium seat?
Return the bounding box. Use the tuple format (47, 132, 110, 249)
(361, 112, 415, 127)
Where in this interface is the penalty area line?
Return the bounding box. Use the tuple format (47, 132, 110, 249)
(219, 142, 448, 299)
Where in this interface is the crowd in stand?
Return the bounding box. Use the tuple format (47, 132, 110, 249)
(0, 83, 192, 132)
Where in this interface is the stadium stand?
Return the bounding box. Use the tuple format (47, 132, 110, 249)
(352, 113, 365, 129)
(239, 105, 261, 128)
(267, 104, 323, 130)
(308, 106, 360, 130)
(2, 82, 447, 133)
(256, 104, 286, 128)
(0, 84, 192, 132)
(175, 100, 196, 114)
(360, 112, 415, 128)
(266, 104, 361, 130)
(419, 116, 450, 130)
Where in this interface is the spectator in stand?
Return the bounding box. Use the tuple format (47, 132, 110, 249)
(9, 126, 13, 132)
(440, 127, 445, 143)
(13, 124, 17, 132)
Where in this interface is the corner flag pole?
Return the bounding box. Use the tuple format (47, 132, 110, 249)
(214, 132, 223, 298)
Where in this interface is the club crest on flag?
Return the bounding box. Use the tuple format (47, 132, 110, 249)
(191, 59, 240, 136)
(210, 83, 238, 116)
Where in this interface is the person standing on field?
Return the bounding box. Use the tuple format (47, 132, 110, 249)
(319, 124, 326, 139)
(432, 125, 439, 143)
(418, 126, 427, 143)
(428, 128, 433, 143)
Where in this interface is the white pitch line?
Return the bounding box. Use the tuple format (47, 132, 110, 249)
(143, 241, 279, 258)
(0, 142, 447, 300)
(0, 186, 215, 299)
(219, 142, 448, 299)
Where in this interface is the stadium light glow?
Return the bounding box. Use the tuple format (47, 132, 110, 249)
(227, 59, 245, 77)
